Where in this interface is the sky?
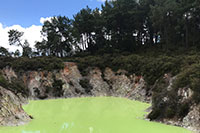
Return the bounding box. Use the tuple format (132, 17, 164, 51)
(0, 0, 105, 52)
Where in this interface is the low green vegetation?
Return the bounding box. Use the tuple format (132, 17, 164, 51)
(79, 78, 93, 93)
(174, 64, 200, 103)
(52, 78, 64, 97)
(0, 56, 64, 72)
(68, 49, 187, 85)
(0, 72, 28, 96)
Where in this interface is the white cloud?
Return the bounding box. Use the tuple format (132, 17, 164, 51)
(97, 0, 106, 2)
(0, 19, 45, 52)
(40, 17, 53, 24)
(97, 0, 114, 2)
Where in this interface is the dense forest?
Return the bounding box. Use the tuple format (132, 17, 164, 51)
(0, 0, 200, 57)
(1, 0, 200, 124)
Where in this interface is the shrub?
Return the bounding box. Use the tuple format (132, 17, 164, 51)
(0, 57, 14, 69)
(52, 78, 64, 97)
(174, 64, 200, 103)
(0, 56, 64, 72)
(177, 102, 190, 118)
(0, 73, 9, 88)
(0, 73, 28, 96)
(79, 79, 93, 93)
(148, 108, 161, 120)
(165, 106, 176, 118)
(12, 56, 64, 72)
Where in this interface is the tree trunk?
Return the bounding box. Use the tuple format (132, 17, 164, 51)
(185, 20, 189, 48)
(164, 26, 169, 49)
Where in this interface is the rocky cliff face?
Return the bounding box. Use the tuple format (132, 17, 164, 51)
(150, 74, 200, 132)
(0, 86, 31, 126)
(183, 104, 200, 132)
(3, 62, 148, 102)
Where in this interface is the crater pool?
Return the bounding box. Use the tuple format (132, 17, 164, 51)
(0, 97, 191, 133)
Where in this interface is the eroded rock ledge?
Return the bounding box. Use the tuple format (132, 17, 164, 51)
(0, 86, 31, 126)
(1, 62, 149, 102)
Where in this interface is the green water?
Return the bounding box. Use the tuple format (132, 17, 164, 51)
(0, 97, 191, 133)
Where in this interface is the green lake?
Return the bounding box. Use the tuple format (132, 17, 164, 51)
(0, 97, 191, 133)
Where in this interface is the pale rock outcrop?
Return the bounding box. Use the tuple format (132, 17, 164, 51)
(3, 62, 149, 102)
(88, 68, 110, 96)
(182, 104, 200, 132)
(0, 86, 30, 126)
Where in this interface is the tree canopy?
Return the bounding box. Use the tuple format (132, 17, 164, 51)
(3, 0, 200, 57)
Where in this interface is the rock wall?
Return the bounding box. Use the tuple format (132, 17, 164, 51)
(0, 86, 31, 126)
(183, 104, 200, 132)
(152, 74, 200, 132)
(14, 62, 149, 102)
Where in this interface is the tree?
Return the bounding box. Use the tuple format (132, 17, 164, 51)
(102, 0, 139, 51)
(13, 49, 21, 57)
(190, 0, 200, 46)
(40, 16, 74, 57)
(176, 0, 198, 47)
(0, 47, 10, 57)
(32, 0, 200, 55)
(35, 40, 48, 56)
(8, 29, 33, 57)
(73, 6, 97, 53)
(8, 29, 24, 47)
(150, 0, 180, 48)
(91, 8, 107, 52)
(138, 0, 155, 45)
(149, 0, 200, 49)
(22, 40, 32, 57)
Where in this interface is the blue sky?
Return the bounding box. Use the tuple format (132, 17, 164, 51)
(0, 0, 104, 27)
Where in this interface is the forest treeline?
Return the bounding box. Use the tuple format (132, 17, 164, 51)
(1, 0, 200, 57)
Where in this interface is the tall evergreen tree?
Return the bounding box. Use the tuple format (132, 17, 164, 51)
(73, 6, 96, 52)
(8, 29, 33, 57)
(40, 16, 74, 57)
